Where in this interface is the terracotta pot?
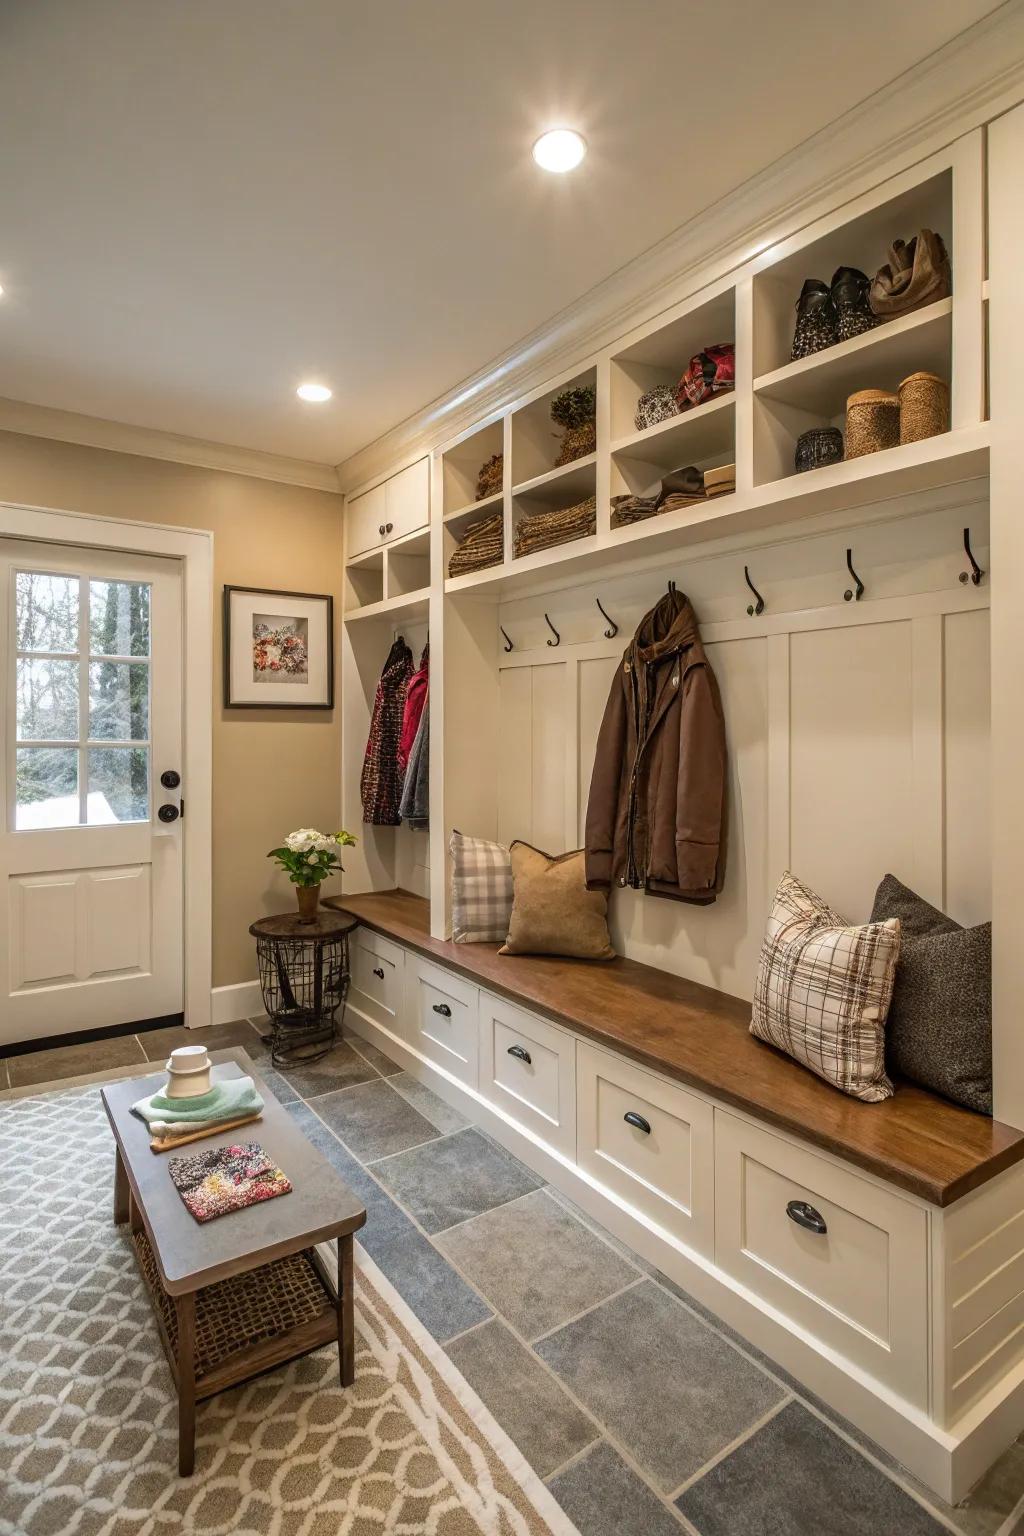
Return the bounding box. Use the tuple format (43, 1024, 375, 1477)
(296, 884, 320, 923)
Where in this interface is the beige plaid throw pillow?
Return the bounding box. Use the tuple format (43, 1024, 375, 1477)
(449, 830, 514, 944)
(750, 871, 900, 1102)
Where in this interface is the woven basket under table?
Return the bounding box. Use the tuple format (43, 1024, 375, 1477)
(133, 1228, 332, 1378)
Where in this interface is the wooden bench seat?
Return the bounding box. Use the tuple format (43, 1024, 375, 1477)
(326, 888, 1024, 1207)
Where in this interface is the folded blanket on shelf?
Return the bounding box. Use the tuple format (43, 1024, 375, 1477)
(611, 493, 661, 527)
(131, 1075, 264, 1128)
(513, 495, 596, 558)
(448, 509, 504, 577)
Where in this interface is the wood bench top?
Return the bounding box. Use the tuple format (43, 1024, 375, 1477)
(327, 888, 1024, 1207)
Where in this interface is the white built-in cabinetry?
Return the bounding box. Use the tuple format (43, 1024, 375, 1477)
(338, 103, 1024, 1504)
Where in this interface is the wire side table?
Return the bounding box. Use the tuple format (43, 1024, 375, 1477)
(249, 910, 358, 1067)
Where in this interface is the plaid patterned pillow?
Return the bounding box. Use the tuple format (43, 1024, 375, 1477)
(449, 830, 514, 944)
(750, 871, 900, 1102)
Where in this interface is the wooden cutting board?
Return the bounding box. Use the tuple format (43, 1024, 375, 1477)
(149, 1113, 262, 1154)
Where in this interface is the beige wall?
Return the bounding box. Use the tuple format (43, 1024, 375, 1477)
(0, 428, 344, 989)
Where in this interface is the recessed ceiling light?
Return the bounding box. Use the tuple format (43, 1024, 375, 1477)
(297, 382, 331, 403)
(532, 128, 587, 173)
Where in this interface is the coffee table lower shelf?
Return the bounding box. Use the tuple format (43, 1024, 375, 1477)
(132, 1229, 340, 1435)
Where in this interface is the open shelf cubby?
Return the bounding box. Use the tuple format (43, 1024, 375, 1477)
(441, 417, 504, 517)
(609, 286, 735, 442)
(510, 365, 597, 486)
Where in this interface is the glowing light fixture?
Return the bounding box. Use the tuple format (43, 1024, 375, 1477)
(532, 128, 586, 173)
(297, 382, 332, 402)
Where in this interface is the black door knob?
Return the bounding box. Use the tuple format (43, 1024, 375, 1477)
(378, 524, 386, 536)
(158, 804, 179, 824)
(160, 769, 181, 790)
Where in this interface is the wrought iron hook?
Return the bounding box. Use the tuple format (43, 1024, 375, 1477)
(544, 612, 561, 647)
(596, 597, 619, 639)
(960, 527, 984, 586)
(744, 566, 765, 617)
(500, 626, 513, 652)
(843, 548, 864, 602)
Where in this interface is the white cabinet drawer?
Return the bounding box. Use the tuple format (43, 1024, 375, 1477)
(715, 1111, 928, 1406)
(406, 957, 478, 1088)
(349, 928, 404, 1032)
(347, 482, 388, 558)
(479, 992, 576, 1157)
(576, 1041, 714, 1257)
(385, 458, 429, 543)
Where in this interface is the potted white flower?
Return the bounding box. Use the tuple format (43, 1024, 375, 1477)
(268, 827, 357, 922)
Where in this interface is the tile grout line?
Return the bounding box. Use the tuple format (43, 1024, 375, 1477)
(431, 1185, 543, 1240)
(439, 1315, 495, 1351)
(541, 1436, 606, 1489)
(527, 1276, 646, 1347)
(667, 1395, 793, 1502)
(364, 1124, 468, 1168)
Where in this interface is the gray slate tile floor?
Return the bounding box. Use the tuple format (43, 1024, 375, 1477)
(7, 1016, 1024, 1536)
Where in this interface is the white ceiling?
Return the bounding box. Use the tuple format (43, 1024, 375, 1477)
(0, 0, 1002, 467)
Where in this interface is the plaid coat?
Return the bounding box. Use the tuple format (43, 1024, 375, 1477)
(361, 638, 413, 825)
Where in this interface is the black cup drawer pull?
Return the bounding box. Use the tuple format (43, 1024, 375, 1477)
(372, 966, 385, 980)
(432, 1002, 452, 1017)
(507, 1044, 532, 1065)
(623, 1111, 651, 1135)
(786, 1200, 828, 1236)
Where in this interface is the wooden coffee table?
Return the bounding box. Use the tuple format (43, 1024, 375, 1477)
(101, 1056, 366, 1475)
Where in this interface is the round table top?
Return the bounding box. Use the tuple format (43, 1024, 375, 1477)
(249, 909, 360, 940)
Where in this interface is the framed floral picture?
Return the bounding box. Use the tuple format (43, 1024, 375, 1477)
(223, 586, 334, 709)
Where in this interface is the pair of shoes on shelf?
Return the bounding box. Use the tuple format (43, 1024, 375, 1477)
(791, 268, 877, 360)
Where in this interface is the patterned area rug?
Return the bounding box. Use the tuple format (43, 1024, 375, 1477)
(0, 1084, 577, 1536)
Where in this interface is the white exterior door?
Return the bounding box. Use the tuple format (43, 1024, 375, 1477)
(0, 539, 184, 1045)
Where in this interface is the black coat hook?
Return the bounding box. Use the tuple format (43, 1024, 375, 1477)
(744, 566, 765, 617)
(960, 527, 984, 586)
(544, 612, 560, 647)
(500, 626, 513, 652)
(596, 597, 619, 639)
(667, 579, 677, 596)
(843, 548, 864, 602)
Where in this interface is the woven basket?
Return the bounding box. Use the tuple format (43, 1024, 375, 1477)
(555, 421, 596, 467)
(898, 372, 949, 445)
(133, 1229, 329, 1379)
(794, 427, 844, 474)
(634, 385, 678, 433)
(845, 389, 899, 459)
(476, 453, 504, 500)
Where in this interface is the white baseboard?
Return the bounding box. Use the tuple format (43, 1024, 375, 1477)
(209, 979, 264, 1026)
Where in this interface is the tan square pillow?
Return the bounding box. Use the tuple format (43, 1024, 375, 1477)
(500, 842, 615, 960)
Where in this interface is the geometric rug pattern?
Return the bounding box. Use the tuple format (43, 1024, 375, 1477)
(0, 1084, 576, 1536)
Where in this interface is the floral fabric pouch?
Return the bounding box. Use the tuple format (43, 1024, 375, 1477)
(168, 1141, 292, 1223)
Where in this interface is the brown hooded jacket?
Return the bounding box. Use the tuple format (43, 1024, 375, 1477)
(584, 588, 726, 903)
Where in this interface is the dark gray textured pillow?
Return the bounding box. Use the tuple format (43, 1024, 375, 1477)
(870, 873, 991, 1115)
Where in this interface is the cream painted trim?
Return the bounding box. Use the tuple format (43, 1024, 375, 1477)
(0, 398, 342, 495)
(337, 6, 1024, 493)
(0, 500, 214, 1030)
(209, 979, 264, 1026)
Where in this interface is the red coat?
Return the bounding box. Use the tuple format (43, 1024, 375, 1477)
(398, 645, 429, 775)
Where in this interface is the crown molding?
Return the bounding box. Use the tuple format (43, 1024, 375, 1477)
(0, 397, 342, 494)
(336, 4, 1024, 494)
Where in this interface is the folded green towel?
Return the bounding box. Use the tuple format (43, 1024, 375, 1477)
(131, 1075, 264, 1127)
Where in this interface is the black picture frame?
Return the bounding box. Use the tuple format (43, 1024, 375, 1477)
(223, 585, 334, 710)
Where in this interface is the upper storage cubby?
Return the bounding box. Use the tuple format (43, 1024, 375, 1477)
(441, 417, 505, 518)
(751, 169, 954, 486)
(510, 365, 597, 487)
(609, 285, 736, 528)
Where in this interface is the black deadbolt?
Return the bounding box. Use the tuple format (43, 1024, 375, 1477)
(160, 769, 181, 790)
(157, 804, 179, 824)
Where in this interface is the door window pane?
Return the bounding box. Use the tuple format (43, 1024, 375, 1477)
(89, 580, 151, 657)
(16, 571, 79, 653)
(88, 746, 148, 823)
(88, 661, 149, 740)
(16, 658, 79, 740)
(15, 747, 79, 829)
